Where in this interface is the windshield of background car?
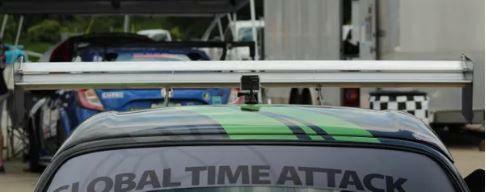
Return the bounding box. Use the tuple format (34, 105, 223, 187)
(77, 48, 195, 62)
(47, 145, 456, 192)
(115, 52, 190, 61)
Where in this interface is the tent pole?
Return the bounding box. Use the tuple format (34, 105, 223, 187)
(201, 14, 223, 41)
(123, 15, 130, 33)
(249, 0, 259, 60)
(217, 17, 224, 41)
(226, 14, 233, 39)
(14, 15, 23, 46)
(0, 15, 8, 39)
(232, 13, 238, 42)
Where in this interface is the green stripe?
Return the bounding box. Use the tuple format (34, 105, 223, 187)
(176, 106, 380, 143)
(260, 111, 317, 141)
(180, 106, 298, 140)
(262, 107, 380, 143)
(258, 111, 324, 141)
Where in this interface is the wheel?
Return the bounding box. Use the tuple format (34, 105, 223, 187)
(289, 88, 301, 104)
(56, 115, 68, 148)
(301, 88, 313, 105)
(27, 110, 43, 172)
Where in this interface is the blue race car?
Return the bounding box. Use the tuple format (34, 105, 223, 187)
(64, 46, 233, 129)
(28, 34, 240, 170)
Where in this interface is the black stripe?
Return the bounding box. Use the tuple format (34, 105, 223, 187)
(132, 110, 228, 139)
(260, 112, 311, 141)
(262, 111, 335, 141)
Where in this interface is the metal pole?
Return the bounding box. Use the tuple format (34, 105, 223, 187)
(232, 13, 238, 40)
(249, 0, 259, 60)
(217, 18, 224, 41)
(14, 16, 23, 46)
(0, 15, 8, 39)
(163, 88, 171, 107)
(123, 15, 130, 33)
(226, 13, 238, 59)
(201, 15, 223, 41)
(226, 14, 233, 39)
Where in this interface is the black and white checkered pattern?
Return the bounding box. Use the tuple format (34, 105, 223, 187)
(369, 91, 430, 123)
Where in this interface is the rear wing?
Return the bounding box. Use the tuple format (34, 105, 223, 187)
(7, 57, 474, 121)
(74, 41, 256, 60)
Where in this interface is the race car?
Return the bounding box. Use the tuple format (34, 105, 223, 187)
(27, 34, 243, 170)
(36, 104, 484, 191)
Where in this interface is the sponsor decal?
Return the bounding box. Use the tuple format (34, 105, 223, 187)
(101, 92, 124, 99)
(53, 165, 407, 192)
(132, 53, 188, 60)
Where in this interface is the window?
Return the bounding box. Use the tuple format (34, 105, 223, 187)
(48, 145, 455, 192)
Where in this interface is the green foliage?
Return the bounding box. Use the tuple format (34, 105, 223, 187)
(27, 19, 62, 42)
(0, 15, 217, 57)
(170, 26, 182, 40)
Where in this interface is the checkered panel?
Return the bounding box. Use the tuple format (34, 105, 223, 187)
(369, 92, 430, 123)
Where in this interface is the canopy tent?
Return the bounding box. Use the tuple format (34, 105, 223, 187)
(0, 0, 261, 58)
(0, 0, 249, 16)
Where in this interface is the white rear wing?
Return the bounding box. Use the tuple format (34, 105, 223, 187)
(12, 60, 473, 90)
(8, 57, 474, 122)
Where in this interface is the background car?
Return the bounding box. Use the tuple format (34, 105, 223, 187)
(27, 34, 235, 170)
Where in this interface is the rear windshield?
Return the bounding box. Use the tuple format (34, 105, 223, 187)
(47, 146, 455, 192)
(77, 48, 193, 62)
(116, 52, 190, 61)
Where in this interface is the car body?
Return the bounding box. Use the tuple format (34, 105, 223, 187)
(36, 105, 474, 191)
(68, 46, 231, 125)
(28, 34, 234, 169)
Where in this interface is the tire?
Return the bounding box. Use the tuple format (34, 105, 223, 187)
(480, 140, 485, 151)
(56, 116, 68, 148)
(301, 88, 313, 105)
(289, 88, 313, 105)
(27, 111, 43, 172)
(289, 88, 301, 104)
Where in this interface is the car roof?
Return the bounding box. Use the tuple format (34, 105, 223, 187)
(70, 33, 155, 45)
(59, 105, 451, 159)
(78, 46, 211, 61)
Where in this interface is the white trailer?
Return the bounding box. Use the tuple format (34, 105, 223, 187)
(373, 0, 484, 125)
(264, 0, 484, 126)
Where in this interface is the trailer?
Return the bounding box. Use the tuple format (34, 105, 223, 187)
(264, 0, 484, 127)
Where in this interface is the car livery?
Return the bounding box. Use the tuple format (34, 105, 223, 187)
(36, 105, 474, 192)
